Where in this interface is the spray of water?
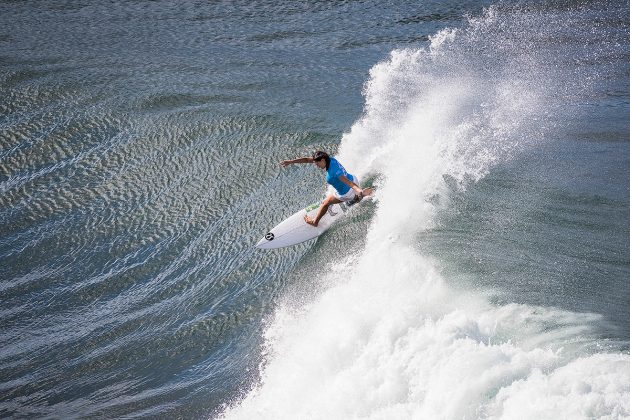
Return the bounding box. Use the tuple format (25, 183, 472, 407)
(221, 5, 630, 419)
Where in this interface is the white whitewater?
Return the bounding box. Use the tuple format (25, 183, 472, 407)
(222, 6, 630, 419)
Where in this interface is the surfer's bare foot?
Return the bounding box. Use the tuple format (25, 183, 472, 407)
(304, 215, 318, 227)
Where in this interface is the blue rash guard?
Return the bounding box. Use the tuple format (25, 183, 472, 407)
(326, 157, 355, 195)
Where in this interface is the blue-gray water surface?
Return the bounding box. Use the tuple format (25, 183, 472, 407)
(1, 0, 629, 418)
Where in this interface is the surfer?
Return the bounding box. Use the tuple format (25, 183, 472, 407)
(280, 151, 368, 227)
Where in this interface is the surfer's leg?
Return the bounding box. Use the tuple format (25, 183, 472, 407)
(305, 194, 342, 227)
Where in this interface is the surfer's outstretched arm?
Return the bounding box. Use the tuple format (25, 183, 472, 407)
(279, 157, 313, 167)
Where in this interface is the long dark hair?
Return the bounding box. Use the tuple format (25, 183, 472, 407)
(312, 150, 330, 169)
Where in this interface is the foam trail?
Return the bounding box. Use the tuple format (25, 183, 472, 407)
(221, 5, 630, 419)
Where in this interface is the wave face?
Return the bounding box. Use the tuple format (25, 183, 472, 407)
(221, 4, 630, 419)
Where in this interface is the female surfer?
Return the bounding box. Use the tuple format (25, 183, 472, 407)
(279, 151, 370, 227)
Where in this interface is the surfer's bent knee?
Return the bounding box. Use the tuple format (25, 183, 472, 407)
(322, 194, 336, 205)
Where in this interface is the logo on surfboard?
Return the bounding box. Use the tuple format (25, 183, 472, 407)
(265, 232, 274, 241)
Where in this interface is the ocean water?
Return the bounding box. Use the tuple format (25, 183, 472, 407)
(1, 0, 629, 419)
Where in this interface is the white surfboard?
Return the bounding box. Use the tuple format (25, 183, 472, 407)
(256, 189, 373, 249)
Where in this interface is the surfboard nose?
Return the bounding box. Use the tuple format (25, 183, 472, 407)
(255, 231, 275, 249)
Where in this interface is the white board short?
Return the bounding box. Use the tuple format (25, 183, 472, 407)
(331, 177, 360, 202)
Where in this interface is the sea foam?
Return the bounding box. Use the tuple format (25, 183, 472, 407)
(221, 5, 630, 419)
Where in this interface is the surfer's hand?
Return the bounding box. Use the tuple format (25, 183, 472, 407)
(280, 160, 290, 167)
